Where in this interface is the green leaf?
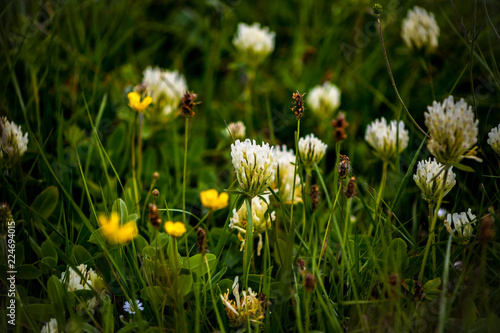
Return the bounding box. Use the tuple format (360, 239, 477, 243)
(71, 245, 93, 265)
(179, 274, 194, 296)
(41, 240, 58, 260)
(423, 277, 441, 300)
(452, 162, 475, 173)
(40, 257, 58, 274)
(16, 265, 41, 279)
(387, 238, 408, 274)
(112, 198, 129, 226)
(183, 253, 217, 276)
(31, 186, 59, 220)
(29, 236, 43, 258)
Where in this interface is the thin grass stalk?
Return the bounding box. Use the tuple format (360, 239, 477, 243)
(243, 197, 253, 289)
(131, 112, 140, 216)
(183, 117, 189, 225)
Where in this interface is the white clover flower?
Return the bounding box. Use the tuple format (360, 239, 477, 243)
(123, 299, 144, 314)
(273, 145, 302, 205)
(365, 118, 409, 162)
(425, 96, 481, 164)
(227, 121, 246, 141)
(306, 82, 341, 116)
(413, 158, 456, 205)
(60, 264, 108, 314)
(40, 318, 58, 333)
(142, 66, 187, 119)
(233, 22, 275, 67)
(231, 139, 277, 198)
(487, 124, 500, 156)
(230, 195, 275, 256)
(401, 6, 440, 53)
(220, 276, 265, 328)
(444, 208, 477, 243)
(0, 117, 28, 169)
(298, 134, 327, 167)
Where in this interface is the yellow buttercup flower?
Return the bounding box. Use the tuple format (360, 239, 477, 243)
(164, 221, 187, 238)
(200, 189, 229, 211)
(98, 212, 138, 244)
(127, 92, 152, 113)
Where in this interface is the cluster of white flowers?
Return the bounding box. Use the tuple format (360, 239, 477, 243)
(298, 134, 327, 167)
(401, 6, 440, 53)
(231, 139, 277, 198)
(0, 117, 28, 169)
(40, 318, 58, 333)
(365, 117, 409, 162)
(233, 22, 275, 67)
(306, 82, 341, 116)
(487, 124, 500, 156)
(425, 96, 480, 164)
(60, 264, 107, 314)
(227, 121, 246, 141)
(123, 299, 145, 314)
(142, 66, 187, 119)
(230, 195, 275, 256)
(413, 158, 456, 205)
(274, 145, 302, 205)
(444, 209, 476, 243)
(220, 276, 265, 327)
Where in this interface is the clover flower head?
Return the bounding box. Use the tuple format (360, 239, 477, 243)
(40, 318, 59, 333)
(487, 124, 500, 156)
(273, 145, 302, 204)
(200, 189, 229, 211)
(233, 22, 275, 67)
(298, 134, 327, 167)
(401, 6, 440, 53)
(413, 158, 456, 205)
(444, 208, 477, 244)
(307, 82, 341, 116)
(0, 117, 28, 169)
(231, 139, 277, 198)
(164, 221, 187, 238)
(227, 121, 246, 141)
(425, 96, 481, 164)
(230, 195, 275, 256)
(365, 117, 409, 162)
(220, 276, 266, 327)
(60, 264, 107, 314)
(123, 299, 144, 314)
(142, 67, 187, 118)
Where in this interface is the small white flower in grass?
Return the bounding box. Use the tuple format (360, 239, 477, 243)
(306, 82, 341, 116)
(487, 124, 500, 156)
(227, 121, 246, 141)
(444, 209, 477, 244)
(40, 318, 58, 333)
(298, 134, 327, 168)
(123, 299, 144, 314)
(273, 145, 302, 205)
(233, 22, 275, 67)
(425, 96, 481, 164)
(142, 66, 187, 119)
(413, 158, 456, 205)
(220, 276, 265, 327)
(365, 117, 409, 162)
(401, 6, 440, 53)
(231, 139, 277, 198)
(0, 117, 28, 169)
(230, 195, 275, 256)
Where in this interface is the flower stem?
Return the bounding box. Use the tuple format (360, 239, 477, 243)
(243, 197, 253, 289)
(368, 161, 388, 235)
(183, 117, 189, 225)
(131, 113, 140, 216)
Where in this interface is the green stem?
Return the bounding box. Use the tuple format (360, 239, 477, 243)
(138, 113, 144, 191)
(131, 113, 140, 216)
(183, 117, 189, 225)
(243, 197, 253, 289)
(368, 161, 388, 235)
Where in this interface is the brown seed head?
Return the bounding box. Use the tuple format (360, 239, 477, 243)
(292, 91, 306, 120)
(338, 155, 350, 180)
(304, 272, 316, 292)
(331, 112, 349, 142)
(297, 258, 306, 274)
(180, 91, 199, 117)
(197, 227, 207, 254)
(388, 273, 398, 287)
(344, 177, 357, 199)
(153, 172, 160, 180)
(152, 189, 160, 198)
(148, 203, 162, 228)
(309, 185, 320, 212)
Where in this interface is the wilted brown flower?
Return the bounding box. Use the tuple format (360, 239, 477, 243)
(338, 155, 350, 180)
(297, 258, 306, 274)
(304, 272, 316, 292)
(180, 91, 199, 117)
(309, 184, 320, 212)
(148, 204, 162, 228)
(292, 91, 306, 120)
(344, 177, 357, 199)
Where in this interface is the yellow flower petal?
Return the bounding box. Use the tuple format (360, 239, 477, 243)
(128, 92, 152, 113)
(164, 221, 187, 238)
(200, 189, 229, 211)
(98, 212, 138, 245)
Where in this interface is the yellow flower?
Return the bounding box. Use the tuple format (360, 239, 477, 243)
(164, 221, 187, 238)
(200, 189, 229, 211)
(127, 92, 152, 113)
(98, 212, 138, 244)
